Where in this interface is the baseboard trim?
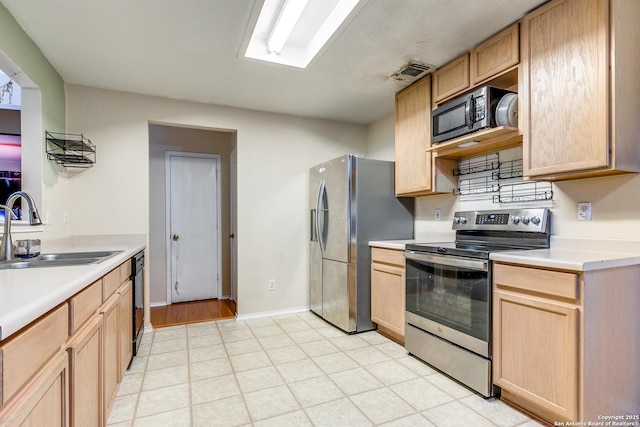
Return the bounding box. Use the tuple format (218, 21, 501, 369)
(235, 306, 310, 321)
(150, 302, 167, 308)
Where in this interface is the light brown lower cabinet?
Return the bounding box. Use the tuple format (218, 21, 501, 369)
(494, 286, 579, 421)
(118, 280, 133, 380)
(493, 262, 640, 424)
(371, 247, 406, 344)
(101, 292, 120, 424)
(0, 351, 69, 426)
(0, 258, 137, 426)
(0, 304, 69, 406)
(67, 314, 103, 427)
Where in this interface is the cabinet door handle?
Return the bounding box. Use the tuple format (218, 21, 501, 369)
(172, 234, 179, 241)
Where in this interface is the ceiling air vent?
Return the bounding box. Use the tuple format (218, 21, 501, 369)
(391, 62, 433, 81)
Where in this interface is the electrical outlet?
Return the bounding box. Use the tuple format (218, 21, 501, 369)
(45, 210, 52, 224)
(63, 210, 68, 224)
(577, 202, 592, 221)
(268, 279, 276, 291)
(435, 208, 442, 221)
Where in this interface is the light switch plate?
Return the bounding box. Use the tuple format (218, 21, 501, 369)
(577, 202, 592, 221)
(435, 208, 441, 221)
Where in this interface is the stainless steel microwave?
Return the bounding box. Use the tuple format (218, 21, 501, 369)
(432, 86, 516, 144)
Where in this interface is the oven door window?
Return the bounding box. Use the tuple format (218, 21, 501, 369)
(406, 258, 489, 342)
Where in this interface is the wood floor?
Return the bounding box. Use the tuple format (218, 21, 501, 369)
(150, 299, 236, 328)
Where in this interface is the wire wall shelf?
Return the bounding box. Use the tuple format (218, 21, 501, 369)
(46, 131, 95, 168)
(494, 159, 523, 179)
(453, 176, 500, 196)
(454, 153, 500, 176)
(493, 182, 553, 204)
(452, 150, 554, 203)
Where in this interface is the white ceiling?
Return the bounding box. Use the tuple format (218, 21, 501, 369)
(0, 0, 547, 125)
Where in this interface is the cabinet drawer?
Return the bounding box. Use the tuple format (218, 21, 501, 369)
(371, 247, 405, 267)
(0, 304, 69, 404)
(119, 260, 131, 285)
(494, 263, 579, 300)
(102, 267, 121, 300)
(470, 23, 519, 84)
(69, 279, 102, 334)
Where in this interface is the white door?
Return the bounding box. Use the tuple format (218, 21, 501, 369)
(166, 152, 220, 303)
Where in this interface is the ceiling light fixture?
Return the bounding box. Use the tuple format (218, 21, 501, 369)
(267, 0, 309, 54)
(244, 0, 364, 69)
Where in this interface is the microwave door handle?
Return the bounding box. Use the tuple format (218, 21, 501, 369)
(465, 94, 474, 129)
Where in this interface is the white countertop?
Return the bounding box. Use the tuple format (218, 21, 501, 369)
(369, 232, 456, 250)
(368, 239, 418, 250)
(491, 236, 640, 271)
(0, 234, 145, 341)
(370, 235, 640, 271)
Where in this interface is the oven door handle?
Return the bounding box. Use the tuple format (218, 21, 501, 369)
(404, 251, 488, 271)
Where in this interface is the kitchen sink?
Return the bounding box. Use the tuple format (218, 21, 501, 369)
(0, 250, 124, 270)
(36, 251, 122, 261)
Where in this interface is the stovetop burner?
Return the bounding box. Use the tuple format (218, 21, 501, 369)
(407, 208, 551, 259)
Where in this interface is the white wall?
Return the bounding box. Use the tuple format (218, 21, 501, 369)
(366, 113, 395, 161)
(65, 84, 368, 316)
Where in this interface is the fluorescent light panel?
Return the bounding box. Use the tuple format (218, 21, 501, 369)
(245, 0, 362, 68)
(267, 0, 309, 53)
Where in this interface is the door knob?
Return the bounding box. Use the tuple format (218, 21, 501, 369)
(172, 234, 179, 241)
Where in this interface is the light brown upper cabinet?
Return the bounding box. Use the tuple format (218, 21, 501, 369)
(471, 23, 519, 85)
(395, 76, 431, 196)
(395, 75, 457, 197)
(432, 54, 470, 103)
(433, 24, 520, 106)
(521, 0, 640, 180)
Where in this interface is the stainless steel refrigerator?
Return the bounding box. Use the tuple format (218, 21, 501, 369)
(309, 154, 414, 333)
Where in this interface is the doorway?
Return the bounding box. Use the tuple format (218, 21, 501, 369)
(165, 151, 221, 303)
(148, 124, 237, 326)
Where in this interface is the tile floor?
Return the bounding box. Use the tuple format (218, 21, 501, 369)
(107, 311, 543, 427)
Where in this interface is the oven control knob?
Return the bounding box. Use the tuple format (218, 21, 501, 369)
(531, 216, 541, 225)
(511, 216, 520, 224)
(453, 217, 460, 224)
(459, 217, 467, 224)
(521, 216, 530, 224)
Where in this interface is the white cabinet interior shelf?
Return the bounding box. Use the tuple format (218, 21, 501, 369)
(46, 131, 95, 168)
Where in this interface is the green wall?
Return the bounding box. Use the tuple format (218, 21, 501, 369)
(0, 2, 65, 186)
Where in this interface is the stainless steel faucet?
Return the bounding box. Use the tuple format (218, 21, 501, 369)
(1, 192, 42, 262)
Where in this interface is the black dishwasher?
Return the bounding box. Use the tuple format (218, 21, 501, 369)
(131, 251, 144, 357)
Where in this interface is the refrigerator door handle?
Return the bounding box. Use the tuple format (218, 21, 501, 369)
(310, 209, 317, 242)
(317, 180, 328, 252)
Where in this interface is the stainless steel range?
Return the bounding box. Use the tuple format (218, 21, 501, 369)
(404, 208, 551, 397)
